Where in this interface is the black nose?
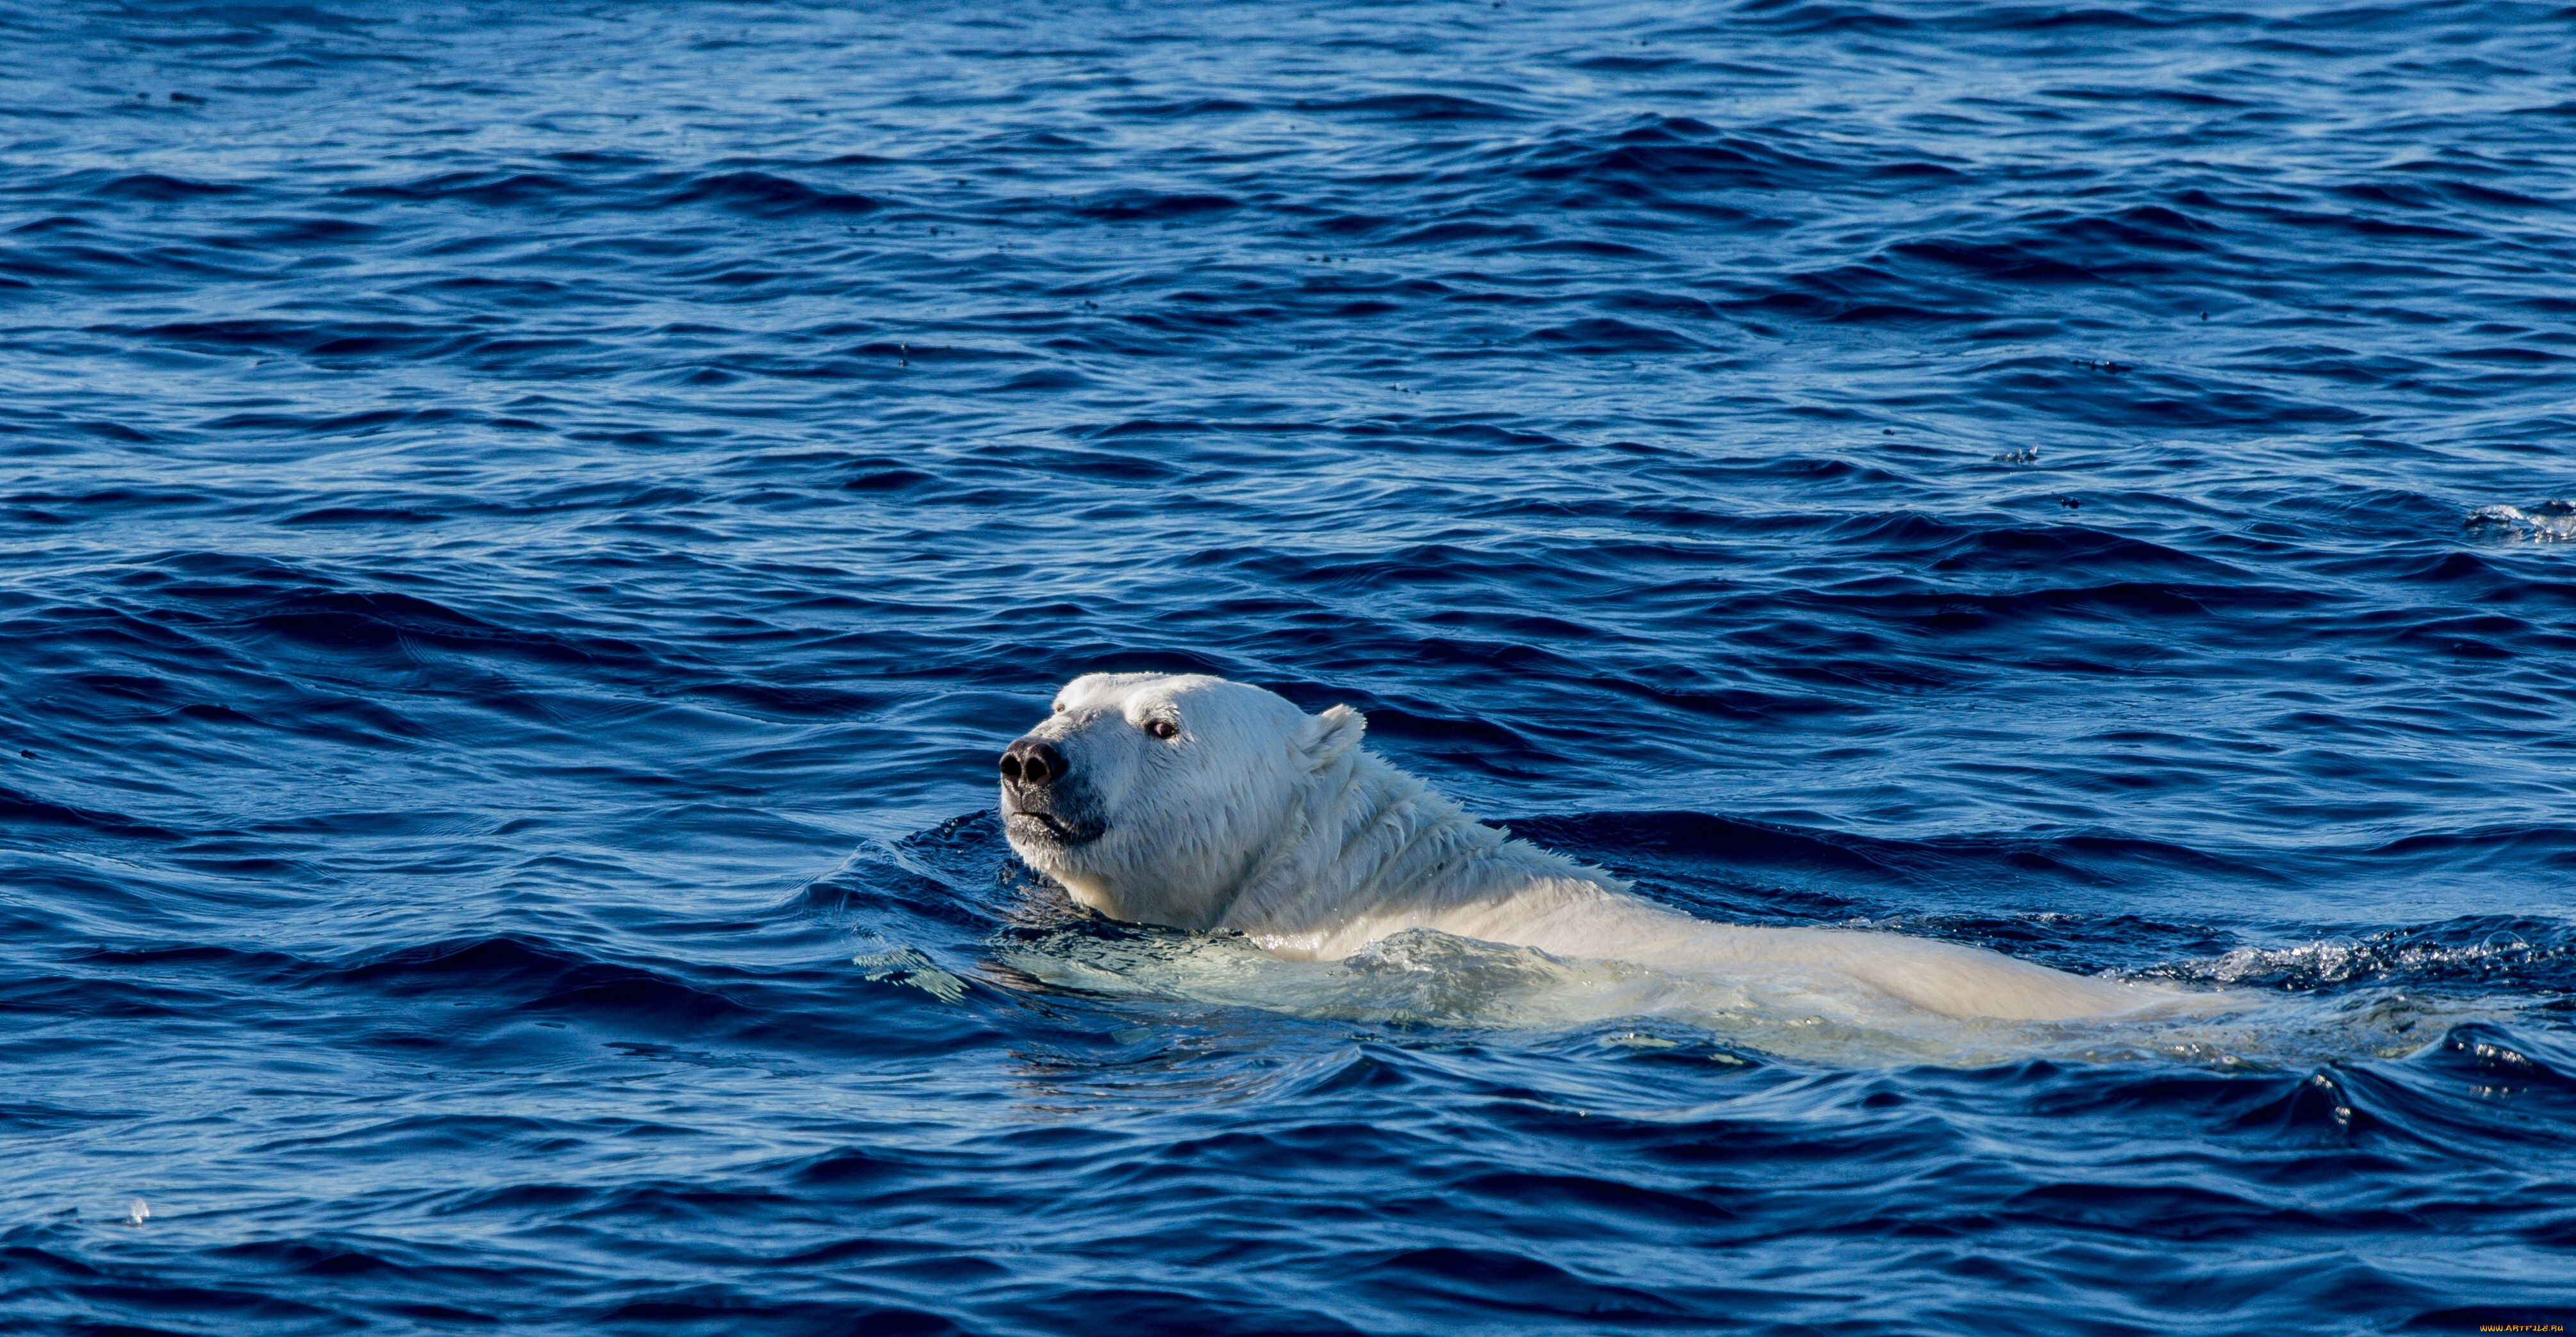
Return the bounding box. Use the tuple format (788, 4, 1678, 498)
(999, 738, 1067, 787)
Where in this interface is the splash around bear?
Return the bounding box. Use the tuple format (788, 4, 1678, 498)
(999, 672, 2186, 1022)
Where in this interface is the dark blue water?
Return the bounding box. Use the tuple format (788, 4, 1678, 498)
(6, 0, 2576, 1331)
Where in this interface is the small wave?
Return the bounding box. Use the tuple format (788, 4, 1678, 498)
(659, 170, 880, 217)
(1291, 92, 1521, 120)
(1073, 191, 1239, 222)
(343, 170, 582, 208)
(83, 172, 243, 201)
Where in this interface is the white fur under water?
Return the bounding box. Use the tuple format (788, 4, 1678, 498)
(995, 920, 2488, 1069)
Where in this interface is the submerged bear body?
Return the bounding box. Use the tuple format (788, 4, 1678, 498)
(1000, 672, 2178, 1022)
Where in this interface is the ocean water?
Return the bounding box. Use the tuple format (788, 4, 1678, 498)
(4, 0, 2575, 1331)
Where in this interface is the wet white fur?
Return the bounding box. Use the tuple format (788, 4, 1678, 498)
(1002, 672, 2179, 1022)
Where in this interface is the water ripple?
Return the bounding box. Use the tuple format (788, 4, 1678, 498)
(3, 0, 2573, 1331)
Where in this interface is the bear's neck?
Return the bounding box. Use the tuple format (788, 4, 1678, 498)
(1211, 747, 1539, 934)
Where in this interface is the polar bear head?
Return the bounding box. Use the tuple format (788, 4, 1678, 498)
(997, 672, 1365, 929)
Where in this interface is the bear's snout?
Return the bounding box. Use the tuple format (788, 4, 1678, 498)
(999, 734, 1104, 848)
(999, 738, 1068, 788)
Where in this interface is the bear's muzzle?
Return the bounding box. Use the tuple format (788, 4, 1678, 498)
(1000, 735, 1105, 847)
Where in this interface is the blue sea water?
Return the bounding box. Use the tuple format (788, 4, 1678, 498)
(4, 0, 2576, 1331)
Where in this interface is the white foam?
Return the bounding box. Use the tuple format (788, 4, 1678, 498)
(2468, 501, 2576, 542)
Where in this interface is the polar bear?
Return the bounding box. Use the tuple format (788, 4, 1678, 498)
(998, 672, 2181, 1022)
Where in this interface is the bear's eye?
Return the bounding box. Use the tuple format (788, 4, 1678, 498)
(1145, 718, 1179, 740)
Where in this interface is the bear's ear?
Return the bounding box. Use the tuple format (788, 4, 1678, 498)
(1304, 704, 1366, 767)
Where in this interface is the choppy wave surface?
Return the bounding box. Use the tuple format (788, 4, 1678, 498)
(4, 0, 2575, 1331)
